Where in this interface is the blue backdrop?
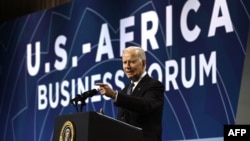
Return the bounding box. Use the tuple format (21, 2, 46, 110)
(0, 0, 250, 140)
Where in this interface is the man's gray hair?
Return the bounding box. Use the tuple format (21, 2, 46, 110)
(124, 46, 146, 61)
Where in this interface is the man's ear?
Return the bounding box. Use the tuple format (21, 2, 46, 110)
(142, 60, 146, 68)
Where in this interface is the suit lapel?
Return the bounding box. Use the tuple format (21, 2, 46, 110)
(131, 74, 150, 96)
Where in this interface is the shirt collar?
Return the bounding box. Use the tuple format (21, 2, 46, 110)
(132, 71, 146, 87)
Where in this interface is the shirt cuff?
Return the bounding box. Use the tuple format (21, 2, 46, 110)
(113, 90, 118, 102)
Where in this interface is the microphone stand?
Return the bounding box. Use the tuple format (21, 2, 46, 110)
(70, 95, 87, 112)
(70, 89, 97, 112)
(79, 98, 86, 112)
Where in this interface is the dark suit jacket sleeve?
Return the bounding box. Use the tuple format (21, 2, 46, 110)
(114, 74, 164, 114)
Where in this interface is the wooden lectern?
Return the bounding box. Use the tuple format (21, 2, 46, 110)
(53, 111, 143, 141)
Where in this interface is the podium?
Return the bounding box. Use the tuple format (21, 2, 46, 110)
(53, 111, 143, 141)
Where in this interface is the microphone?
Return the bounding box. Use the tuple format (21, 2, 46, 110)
(70, 89, 98, 104)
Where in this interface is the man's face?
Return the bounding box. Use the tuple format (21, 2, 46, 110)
(122, 49, 145, 82)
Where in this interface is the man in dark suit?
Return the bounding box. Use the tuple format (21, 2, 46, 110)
(96, 46, 164, 141)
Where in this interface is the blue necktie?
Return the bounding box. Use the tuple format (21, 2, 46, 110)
(127, 83, 134, 95)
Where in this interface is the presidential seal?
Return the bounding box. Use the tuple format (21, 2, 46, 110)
(59, 121, 75, 141)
